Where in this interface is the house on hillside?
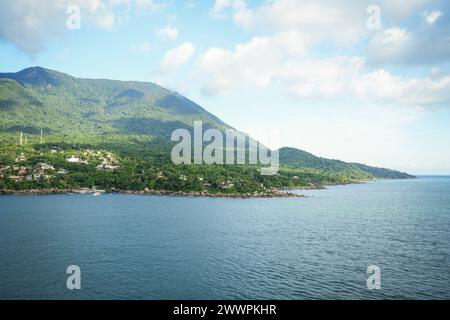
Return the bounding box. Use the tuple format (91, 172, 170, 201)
(38, 163, 54, 171)
(17, 167, 28, 176)
(15, 153, 27, 162)
(96, 163, 119, 171)
(66, 156, 80, 163)
(0, 165, 11, 173)
(66, 156, 88, 164)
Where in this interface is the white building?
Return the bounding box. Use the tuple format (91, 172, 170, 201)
(39, 163, 54, 170)
(66, 156, 80, 163)
(66, 156, 88, 164)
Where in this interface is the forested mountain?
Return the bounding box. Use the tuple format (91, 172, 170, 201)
(0, 67, 414, 194)
(0, 66, 226, 146)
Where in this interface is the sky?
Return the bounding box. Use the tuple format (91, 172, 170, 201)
(1, 0, 450, 175)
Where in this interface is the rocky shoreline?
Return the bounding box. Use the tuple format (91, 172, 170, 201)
(281, 185, 326, 190)
(0, 188, 305, 199)
(281, 180, 371, 191)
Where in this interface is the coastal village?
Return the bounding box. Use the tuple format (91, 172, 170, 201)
(0, 149, 120, 183)
(0, 146, 288, 197)
(0, 133, 302, 197)
(0, 146, 250, 192)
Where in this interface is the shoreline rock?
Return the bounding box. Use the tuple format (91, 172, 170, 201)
(281, 185, 326, 190)
(282, 179, 372, 191)
(0, 188, 305, 199)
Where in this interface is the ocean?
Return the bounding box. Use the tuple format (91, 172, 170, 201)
(0, 177, 449, 299)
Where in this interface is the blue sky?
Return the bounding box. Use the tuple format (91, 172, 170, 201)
(1, 0, 450, 174)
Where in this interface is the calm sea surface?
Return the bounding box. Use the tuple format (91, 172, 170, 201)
(0, 177, 449, 299)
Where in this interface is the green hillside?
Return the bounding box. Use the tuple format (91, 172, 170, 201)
(0, 67, 414, 195)
(278, 147, 413, 179)
(0, 67, 226, 146)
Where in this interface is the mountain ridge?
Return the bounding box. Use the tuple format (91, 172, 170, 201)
(278, 147, 412, 179)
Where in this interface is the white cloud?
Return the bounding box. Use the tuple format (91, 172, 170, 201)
(95, 11, 117, 30)
(281, 57, 366, 98)
(367, 22, 450, 65)
(197, 33, 350, 96)
(196, 32, 450, 109)
(156, 25, 179, 39)
(367, 28, 411, 64)
(352, 69, 450, 107)
(129, 41, 151, 52)
(211, 0, 246, 21)
(212, 0, 450, 66)
(161, 42, 196, 71)
(0, 0, 63, 54)
(197, 31, 306, 95)
(135, 0, 165, 11)
(210, 0, 450, 66)
(0, 0, 164, 54)
(211, 0, 412, 46)
(382, 0, 434, 20)
(286, 63, 450, 108)
(203, 1, 450, 104)
(425, 10, 443, 24)
(210, 0, 439, 46)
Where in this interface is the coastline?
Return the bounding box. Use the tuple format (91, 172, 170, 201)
(281, 179, 372, 191)
(0, 179, 410, 199)
(281, 185, 326, 190)
(0, 188, 305, 199)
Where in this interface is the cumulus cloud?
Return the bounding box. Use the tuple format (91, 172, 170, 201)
(156, 25, 179, 39)
(161, 42, 196, 71)
(367, 15, 450, 65)
(202, 1, 450, 105)
(211, 0, 369, 46)
(382, 0, 435, 20)
(0, 0, 163, 54)
(196, 31, 306, 95)
(367, 28, 411, 64)
(351, 69, 450, 107)
(196, 33, 450, 109)
(211, 0, 436, 46)
(210, 0, 449, 66)
(425, 10, 443, 24)
(0, 0, 64, 54)
(280, 57, 366, 98)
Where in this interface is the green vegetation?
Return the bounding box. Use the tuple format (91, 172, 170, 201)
(0, 67, 414, 195)
(279, 147, 413, 179)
